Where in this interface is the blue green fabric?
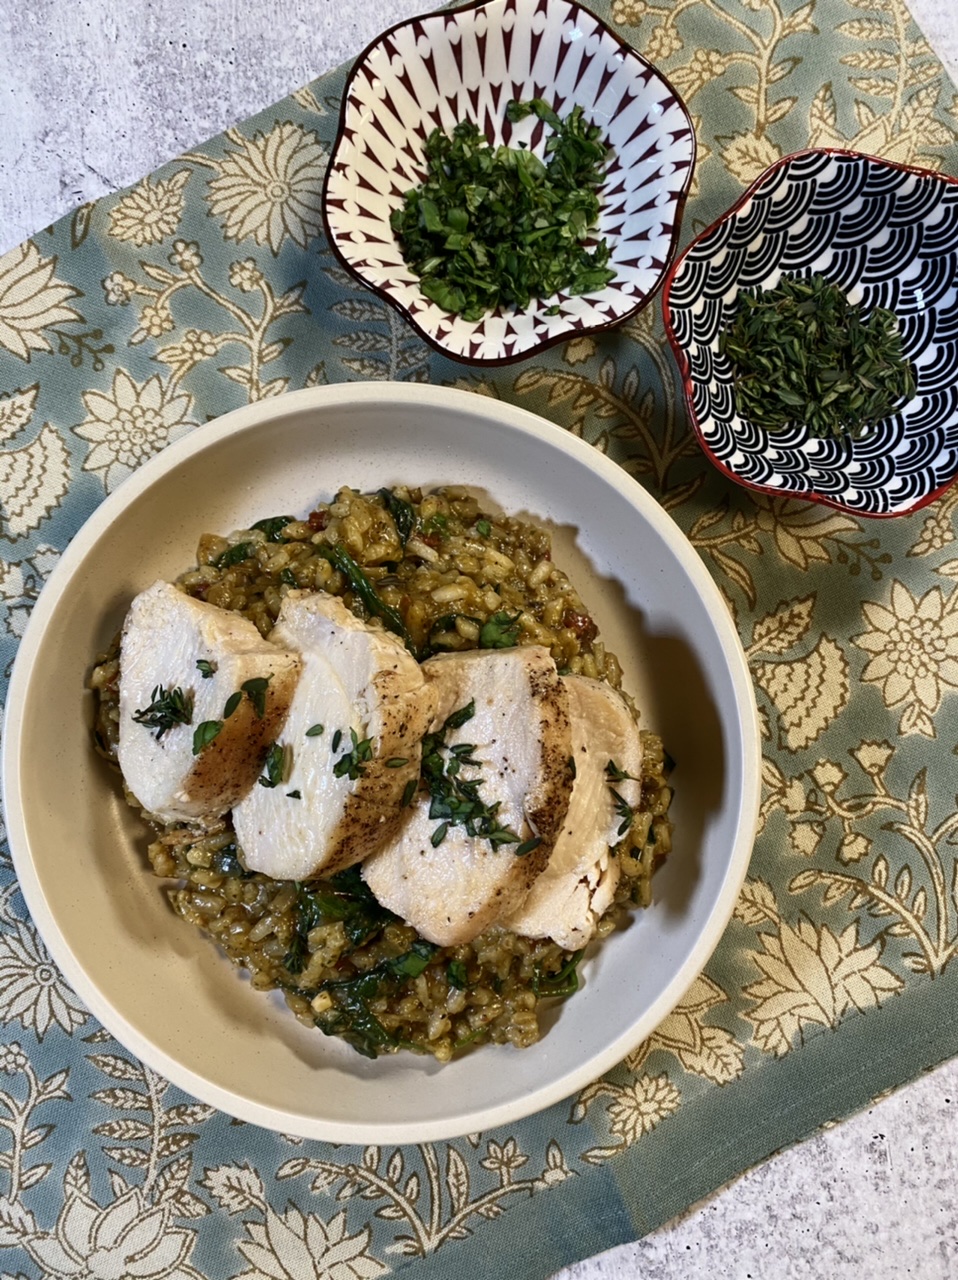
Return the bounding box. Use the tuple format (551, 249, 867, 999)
(1, 1, 958, 1276)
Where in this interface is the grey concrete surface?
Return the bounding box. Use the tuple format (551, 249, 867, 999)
(2, 3, 958, 1277)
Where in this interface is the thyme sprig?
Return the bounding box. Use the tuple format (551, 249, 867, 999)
(132, 685, 193, 740)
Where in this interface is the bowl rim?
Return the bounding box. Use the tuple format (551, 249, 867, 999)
(2, 382, 761, 1142)
(322, 0, 697, 367)
(661, 145, 958, 520)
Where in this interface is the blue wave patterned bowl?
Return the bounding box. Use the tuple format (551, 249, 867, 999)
(324, 0, 695, 365)
(662, 148, 958, 518)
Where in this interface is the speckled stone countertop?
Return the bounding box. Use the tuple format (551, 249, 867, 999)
(2, 3, 958, 1277)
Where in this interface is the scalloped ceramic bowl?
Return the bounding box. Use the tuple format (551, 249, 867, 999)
(663, 148, 958, 518)
(3, 383, 759, 1143)
(323, 0, 695, 364)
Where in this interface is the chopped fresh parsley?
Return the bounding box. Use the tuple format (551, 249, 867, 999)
(333, 728, 374, 780)
(259, 742, 289, 788)
(390, 98, 614, 321)
(479, 610, 521, 649)
(132, 685, 193, 740)
(475, 518, 492, 537)
(192, 720, 223, 754)
(305, 723, 325, 738)
(196, 659, 217, 679)
(223, 691, 242, 719)
(241, 676, 271, 719)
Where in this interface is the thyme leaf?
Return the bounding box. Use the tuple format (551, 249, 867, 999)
(720, 272, 916, 439)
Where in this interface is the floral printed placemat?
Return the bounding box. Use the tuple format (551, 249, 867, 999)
(1, 1, 958, 1277)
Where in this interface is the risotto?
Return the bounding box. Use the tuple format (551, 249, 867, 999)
(90, 485, 673, 1061)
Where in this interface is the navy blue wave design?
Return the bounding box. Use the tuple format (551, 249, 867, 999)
(666, 152, 958, 515)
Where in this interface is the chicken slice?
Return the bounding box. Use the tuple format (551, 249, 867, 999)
(361, 646, 573, 947)
(232, 591, 437, 880)
(117, 581, 300, 822)
(503, 675, 643, 950)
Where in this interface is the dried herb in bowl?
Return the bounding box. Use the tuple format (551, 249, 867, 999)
(390, 99, 615, 321)
(719, 273, 916, 439)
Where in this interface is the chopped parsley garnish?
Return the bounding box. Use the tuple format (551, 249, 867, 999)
(132, 685, 193, 740)
(305, 723, 325, 738)
(192, 720, 223, 754)
(223, 691, 242, 719)
(515, 836, 543, 858)
(331, 728, 343, 753)
(385, 757, 409, 768)
(390, 98, 614, 321)
(280, 567, 298, 587)
(287, 789, 302, 800)
(241, 676, 271, 719)
(333, 728, 374, 780)
(479, 610, 521, 649)
(196, 659, 217, 679)
(447, 959, 469, 989)
(475, 518, 492, 537)
(401, 778, 418, 808)
(259, 742, 289, 788)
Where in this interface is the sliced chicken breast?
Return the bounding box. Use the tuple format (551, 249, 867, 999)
(232, 591, 437, 881)
(361, 645, 573, 947)
(504, 675, 643, 950)
(117, 581, 300, 823)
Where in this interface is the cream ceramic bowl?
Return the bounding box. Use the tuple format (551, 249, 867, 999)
(2, 383, 759, 1143)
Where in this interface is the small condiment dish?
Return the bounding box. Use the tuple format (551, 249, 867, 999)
(662, 148, 958, 518)
(323, 0, 695, 365)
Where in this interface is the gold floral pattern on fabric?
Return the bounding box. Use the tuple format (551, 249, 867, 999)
(1, 1, 958, 1276)
(0, 243, 83, 363)
(108, 170, 193, 247)
(185, 122, 329, 255)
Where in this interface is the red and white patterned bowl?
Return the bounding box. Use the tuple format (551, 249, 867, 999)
(324, 0, 696, 365)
